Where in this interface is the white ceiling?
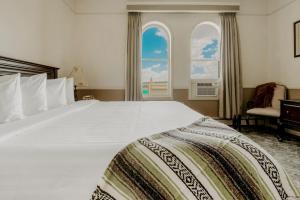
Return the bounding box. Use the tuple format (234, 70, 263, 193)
(267, 0, 295, 14)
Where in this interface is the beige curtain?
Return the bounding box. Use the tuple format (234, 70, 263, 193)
(219, 13, 243, 119)
(125, 12, 142, 101)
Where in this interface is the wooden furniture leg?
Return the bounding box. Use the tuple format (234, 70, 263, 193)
(246, 116, 250, 127)
(277, 121, 284, 142)
(232, 115, 237, 129)
(237, 114, 242, 132)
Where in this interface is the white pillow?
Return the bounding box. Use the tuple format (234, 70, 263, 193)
(66, 78, 75, 104)
(0, 74, 23, 123)
(47, 78, 67, 109)
(21, 74, 47, 116)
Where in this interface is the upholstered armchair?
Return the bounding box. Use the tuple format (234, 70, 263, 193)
(246, 84, 287, 126)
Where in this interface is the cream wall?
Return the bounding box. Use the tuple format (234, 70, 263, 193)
(267, 0, 295, 14)
(74, 0, 127, 89)
(73, 0, 269, 89)
(2, 0, 298, 90)
(267, 0, 300, 89)
(0, 0, 76, 77)
(0, 0, 44, 64)
(237, 0, 268, 88)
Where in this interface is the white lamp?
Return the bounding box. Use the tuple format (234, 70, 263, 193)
(68, 66, 88, 87)
(68, 66, 88, 100)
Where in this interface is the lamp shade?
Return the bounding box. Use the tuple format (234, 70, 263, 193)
(68, 66, 88, 87)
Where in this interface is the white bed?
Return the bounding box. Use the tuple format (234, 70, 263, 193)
(0, 100, 202, 200)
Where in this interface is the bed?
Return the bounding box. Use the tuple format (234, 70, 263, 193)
(0, 57, 299, 200)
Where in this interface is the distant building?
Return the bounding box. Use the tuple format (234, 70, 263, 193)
(142, 80, 169, 97)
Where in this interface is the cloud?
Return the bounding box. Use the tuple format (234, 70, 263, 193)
(191, 37, 219, 59)
(201, 39, 218, 59)
(191, 62, 218, 79)
(154, 50, 162, 54)
(151, 63, 161, 70)
(155, 29, 168, 41)
(142, 62, 167, 72)
(142, 67, 168, 82)
(192, 24, 219, 39)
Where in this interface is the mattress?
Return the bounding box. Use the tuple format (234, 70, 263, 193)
(0, 100, 202, 200)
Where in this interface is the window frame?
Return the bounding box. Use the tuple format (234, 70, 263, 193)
(190, 22, 221, 81)
(141, 21, 172, 100)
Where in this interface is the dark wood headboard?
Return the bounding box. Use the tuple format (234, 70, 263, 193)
(0, 56, 59, 79)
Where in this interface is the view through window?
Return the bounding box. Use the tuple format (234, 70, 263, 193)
(191, 23, 220, 80)
(141, 23, 171, 98)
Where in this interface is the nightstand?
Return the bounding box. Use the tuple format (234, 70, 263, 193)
(278, 100, 300, 141)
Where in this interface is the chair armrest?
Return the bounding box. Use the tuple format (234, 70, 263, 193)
(246, 101, 254, 110)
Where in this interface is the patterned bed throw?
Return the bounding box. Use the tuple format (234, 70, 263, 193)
(91, 118, 299, 200)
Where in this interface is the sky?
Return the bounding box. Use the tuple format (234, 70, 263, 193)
(142, 27, 169, 82)
(191, 38, 219, 79)
(142, 25, 219, 82)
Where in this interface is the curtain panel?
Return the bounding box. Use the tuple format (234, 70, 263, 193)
(125, 12, 142, 101)
(219, 13, 243, 119)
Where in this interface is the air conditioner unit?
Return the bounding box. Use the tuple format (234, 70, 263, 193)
(189, 79, 219, 100)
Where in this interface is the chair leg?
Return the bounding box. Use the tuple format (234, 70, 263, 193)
(238, 114, 242, 132)
(277, 121, 284, 142)
(232, 115, 237, 129)
(246, 116, 250, 127)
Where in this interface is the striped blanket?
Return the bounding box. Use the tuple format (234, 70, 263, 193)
(91, 118, 299, 200)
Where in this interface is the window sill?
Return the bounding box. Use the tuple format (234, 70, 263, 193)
(188, 96, 219, 101)
(142, 96, 173, 101)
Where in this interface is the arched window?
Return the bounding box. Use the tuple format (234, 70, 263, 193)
(191, 22, 220, 80)
(141, 22, 171, 98)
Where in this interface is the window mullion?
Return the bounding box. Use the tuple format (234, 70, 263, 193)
(142, 58, 168, 62)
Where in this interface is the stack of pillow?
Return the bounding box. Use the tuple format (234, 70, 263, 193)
(0, 73, 75, 124)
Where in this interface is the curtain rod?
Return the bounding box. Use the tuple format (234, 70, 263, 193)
(127, 4, 240, 13)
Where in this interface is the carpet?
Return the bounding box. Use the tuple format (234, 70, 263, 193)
(240, 127, 300, 191)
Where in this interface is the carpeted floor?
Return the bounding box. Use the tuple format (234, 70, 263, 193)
(240, 127, 300, 191)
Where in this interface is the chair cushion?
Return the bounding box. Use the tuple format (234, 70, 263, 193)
(246, 107, 280, 117)
(272, 85, 285, 110)
(252, 82, 276, 108)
